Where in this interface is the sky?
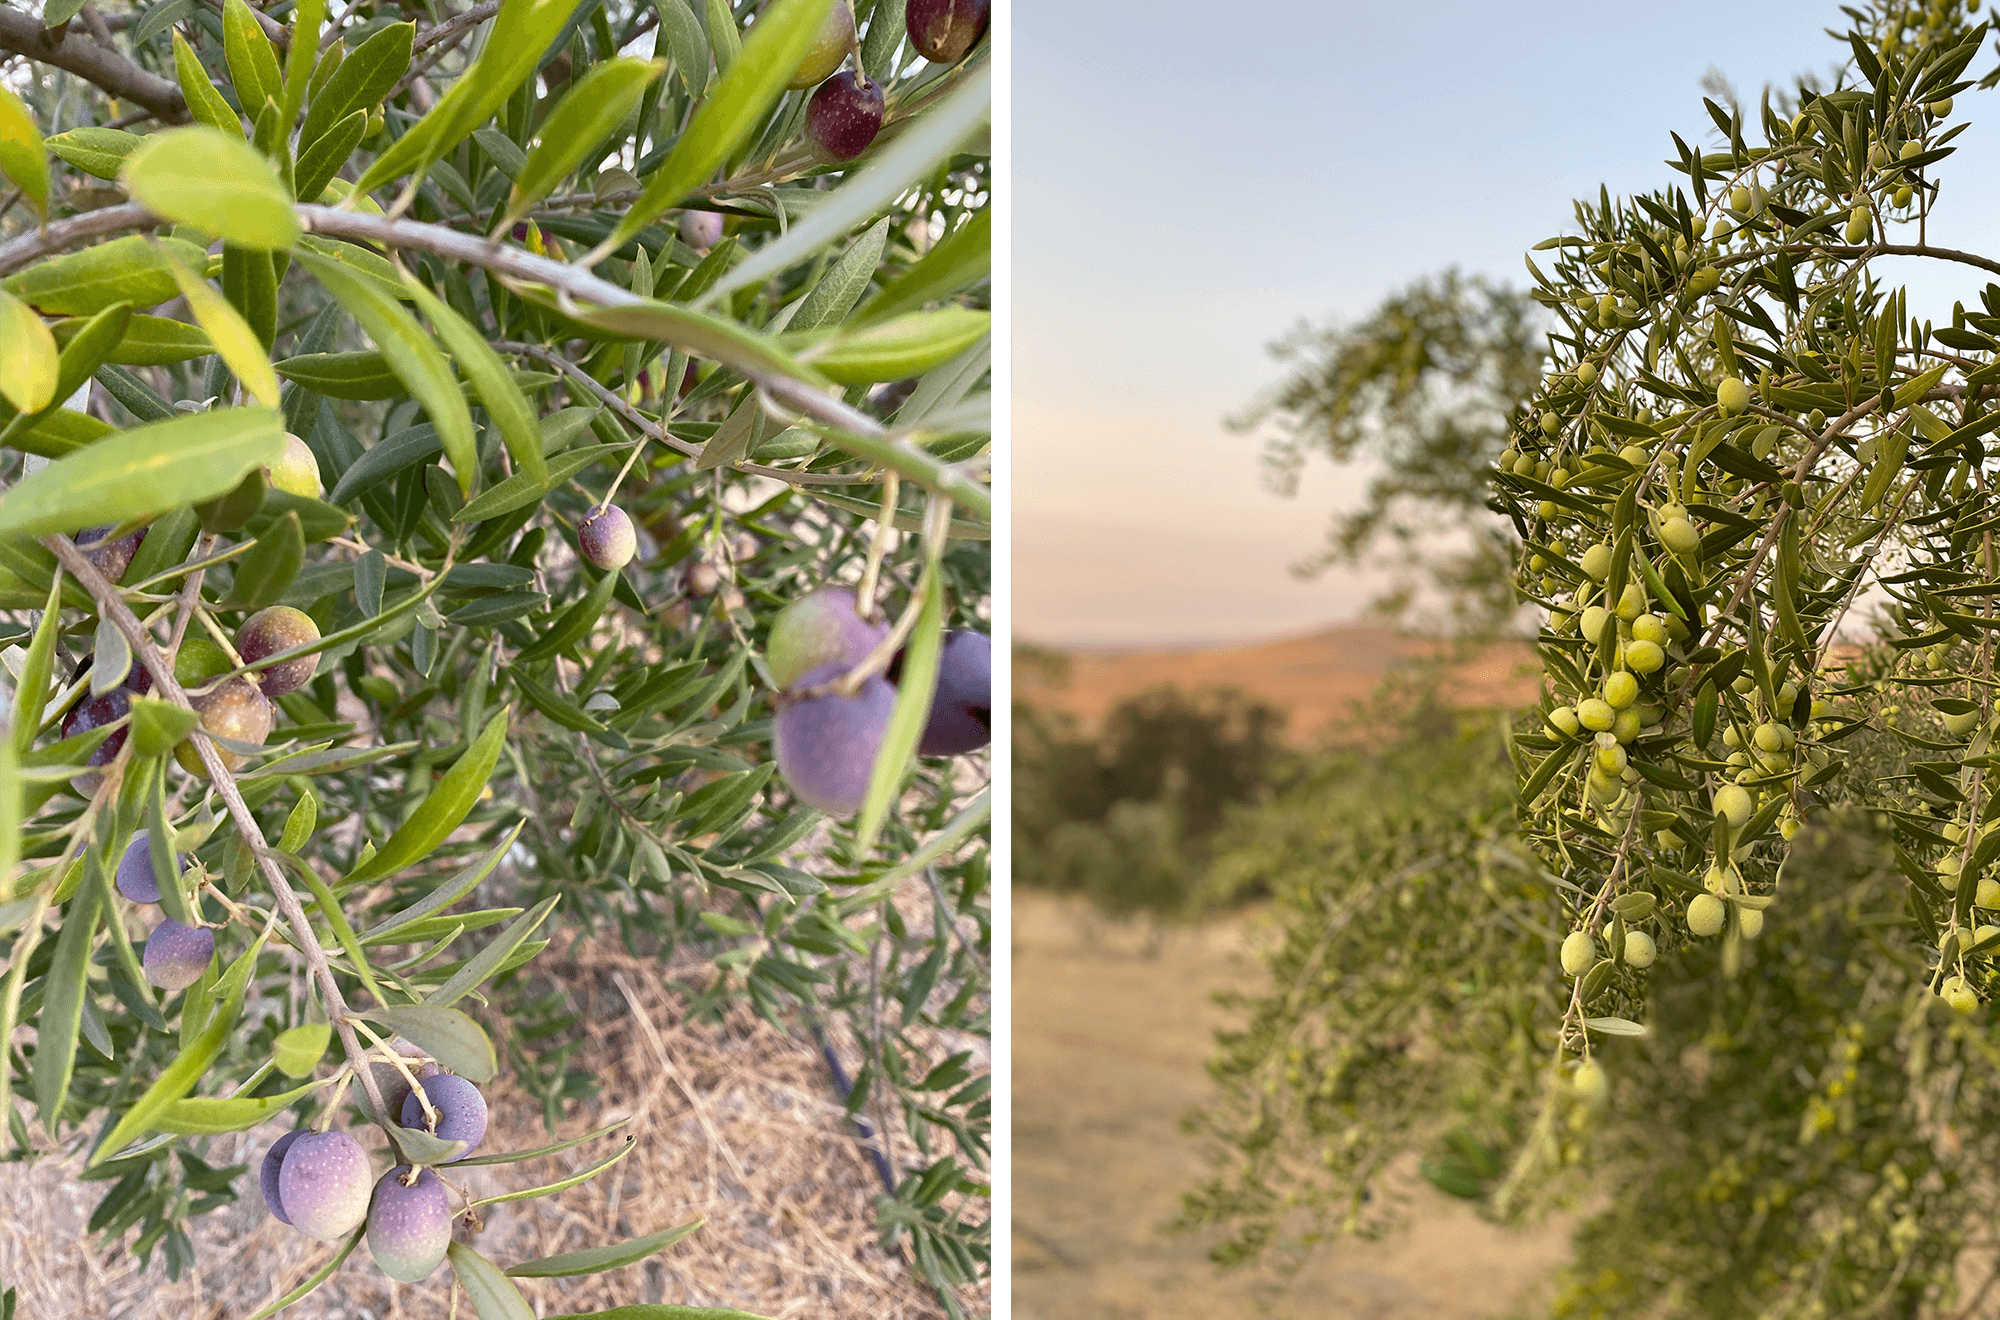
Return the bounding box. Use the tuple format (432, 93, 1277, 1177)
(1013, 0, 2000, 647)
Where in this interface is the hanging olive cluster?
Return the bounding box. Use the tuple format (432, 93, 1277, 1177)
(1495, 0, 2000, 1083)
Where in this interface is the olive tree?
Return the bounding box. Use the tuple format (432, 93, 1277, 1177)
(0, 0, 990, 1312)
(1179, 2, 2000, 1314)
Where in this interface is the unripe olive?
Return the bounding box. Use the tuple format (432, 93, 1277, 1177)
(577, 504, 637, 571)
(1844, 207, 1871, 244)
(1660, 516, 1701, 558)
(1539, 411, 1559, 436)
(174, 676, 275, 776)
(1944, 708, 1982, 737)
(174, 636, 232, 690)
(1731, 674, 1756, 695)
(1688, 266, 1721, 296)
(1714, 783, 1754, 825)
(1631, 614, 1667, 645)
(1579, 604, 1609, 642)
(1603, 671, 1639, 711)
(1578, 543, 1612, 582)
(1614, 583, 1647, 621)
(1729, 185, 1752, 213)
(1576, 361, 1598, 386)
(1893, 184, 1914, 208)
(268, 433, 322, 499)
(1941, 975, 1979, 1014)
(1560, 930, 1595, 976)
(1611, 706, 1642, 744)
(1930, 96, 1954, 116)
(1716, 376, 1750, 416)
(1618, 444, 1648, 466)
(1577, 698, 1615, 732)
(1595, 743, 1628, 776)
(1624, 930, 1657, 968)
(1753, 722, 1786, 753)
(1738, 906, 1764, 939)
(1571, 1058, 1609, 1107)
(786, 0, 855, 89)
(1976, 876, 2000, 909)
(236, 606, 321, 696)
(1688, 892, 1726, 936)
(1625, 639, 1665, 674)
(1547, 706, 1580, 737)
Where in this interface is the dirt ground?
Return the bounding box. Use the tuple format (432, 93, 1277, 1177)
(0, 936, 981, 1319)
(1011, 889, 1571, 1320)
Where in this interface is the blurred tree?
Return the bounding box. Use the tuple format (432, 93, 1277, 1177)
(1230, 269, 1544, 633)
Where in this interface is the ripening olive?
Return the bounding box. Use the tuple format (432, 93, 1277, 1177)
(278, 1130, 373, 1240)
(174, 677, 276, 776)
(787, 0, 855, 89)
(577, 504, 637, 571)
(144, 918, 213, 990)
(235, 606, 320, 696)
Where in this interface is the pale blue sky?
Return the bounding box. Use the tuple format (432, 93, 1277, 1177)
(1014, 1, 2000, 645)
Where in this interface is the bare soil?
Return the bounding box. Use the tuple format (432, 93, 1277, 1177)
(1011, 889, 1570, 1320)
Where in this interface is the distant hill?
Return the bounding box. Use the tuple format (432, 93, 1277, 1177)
(1015, 623, 1539, 744)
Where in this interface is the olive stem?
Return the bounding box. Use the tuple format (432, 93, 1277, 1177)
(40, 533, 395, 1129)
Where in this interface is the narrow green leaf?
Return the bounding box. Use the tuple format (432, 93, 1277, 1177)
(545, 1308, 772, 1320)
(702, 0, 740, 71)
(515, 566, 619, 661)
(402, 275, 545, 487)
(452, 1116, 630, 1167)
(387, 1123, 470, 1163)
(128, 697, 200, 759)
(783, 217, 890, 334)
(500, 58, 664, 231)
(299, 250, 477, 492)
(352, 0, 594, 195)
(0, 407, 286, 537)
(0, 87, 49, 220)
(276, 349, 407, 401)
(154, 1076, 329, 1131)
(6, 236, 211, 316)
(472, 1136, 632, 1207)
(272, 1024, 330, 1080)
(32, 870, 100, 1133)
(345, 707, 510, 883)
(222, 0, 284, 118)
(295, 110, 367, 207)
(554, 297, 824, 385)
(219, 510, 305, 610)
(361, 821, 525, 943)
(655, 0, 708, 97)
(447, 1242, 535, 1320)
(504, 1214, 697, 1275)
(853, 553, 943, 852)
(449, 442, 629, 523)
(287, 854, 386, 1006)
(11, 574, 61, 757)
(164, 249, 283, 407)
(42, 303, 133, 419)
(171, 32, 248, 139)
(856, 209, 989, 325)
(601, 0, 836, 256)
(122, 126, 299, 250)
(790, 308, 989, 385)
(277, 0, 328, 133)
(704, 65, 989, 304)
(300, 20, 413, 150)
(44, 126, 142, 182)
(0, 288, 58, 415)
(361, 1003, 496, 1082)
(425, 894, 557, 1008)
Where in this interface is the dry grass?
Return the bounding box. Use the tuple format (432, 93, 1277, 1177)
(0, 936, 984, 1319)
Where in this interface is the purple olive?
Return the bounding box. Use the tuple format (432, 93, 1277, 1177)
(578, 504, 637, 571)
(235, 605, 321, 696)
(277, 1130, 373, 1240)
(61, 688, 131, 782)
(775, 661, 895, 816)
(74, 525, 147, 584)
(906, 0, 987, 63)
(679, 210, 724, 252)
(115, 828, 179, 904)
(143, 918, 214, 991)
(261, 1129, 305, 1224)
(806, 72, 885, 163)
(400, 1074, 488, 1159)
(367, 1165, 452, 1281)
(917, 629, 990, 755)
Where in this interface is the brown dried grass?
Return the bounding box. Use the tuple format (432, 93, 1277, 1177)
(0, 935, 984, 1319)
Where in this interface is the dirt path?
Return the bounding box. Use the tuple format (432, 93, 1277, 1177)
(1011, 890, 1572, 1320)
